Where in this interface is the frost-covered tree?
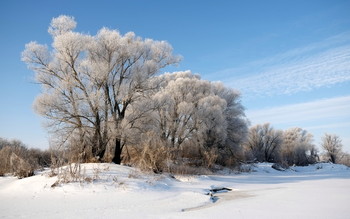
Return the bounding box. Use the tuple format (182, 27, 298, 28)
(280, 127, 317, 166)
(22, 15, 180, 163)
(244, 123, 283, 162)
(211, 82, 248, 151)
(209, 81, 248, 165)
(153, 74, 223, 149)
(321, 133, 343, 163)
(131, 71, 248, 168)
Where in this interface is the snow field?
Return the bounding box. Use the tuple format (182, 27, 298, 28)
(0, 163, 349, 219)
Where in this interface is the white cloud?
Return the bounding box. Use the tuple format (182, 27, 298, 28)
(212, 32, 350, 97)
(232, 46, 350, 96)
(304, 122, 350, 131)
(246, 95, 350, 126)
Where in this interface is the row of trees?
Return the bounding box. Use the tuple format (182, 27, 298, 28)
(18, 15, 348, 175)
(22, 15, 247, 171)
(1, 126, 346, 177)
(244, 123, 347, 166)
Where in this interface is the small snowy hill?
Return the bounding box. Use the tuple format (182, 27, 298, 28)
(0, 163, 349, 219)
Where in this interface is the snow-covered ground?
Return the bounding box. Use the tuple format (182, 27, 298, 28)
(0, 163, 349, 219)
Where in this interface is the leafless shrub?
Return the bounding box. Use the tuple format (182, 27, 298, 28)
(216, 146, 244, 167)
(49, 149, 66, 177)
(27, 148, 52, 168)
(9, 152, 35, 178)
(128, 169, 142, 179)
(238, 163, 255, 173)
(202, 148, 218, 168)
(138, 144, 170, 173)
(127, 132, 172, 173)
(51, 163, 86, 187)
(0, 146, 12, 176)
(92, 166, 102, 181)
(84, 176, 93, 183)
(127, 140, 215, 175)
(338, 153, 350, 167)
(0, 138, 41, 178)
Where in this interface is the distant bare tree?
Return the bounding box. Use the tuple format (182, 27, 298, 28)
(244, 123, 283, 162)
(321, 133, 343, 163)
(339, 153, 350, 167)
(280, 127, 317, 166)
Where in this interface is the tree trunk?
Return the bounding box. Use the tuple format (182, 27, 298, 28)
(91, 113, 101, 158)
(112, 138, 122, 164)
(97, 148, 106, 162)
(330, 154, 336, 163)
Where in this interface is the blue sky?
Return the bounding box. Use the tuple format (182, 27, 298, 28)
(1, 0, 350, 152)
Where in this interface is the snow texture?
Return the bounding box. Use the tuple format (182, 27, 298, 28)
(0, 163, 349, 218)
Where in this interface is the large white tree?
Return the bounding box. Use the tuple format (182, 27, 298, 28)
(22, 15, 180, 163)
(131, 71, 248, 168)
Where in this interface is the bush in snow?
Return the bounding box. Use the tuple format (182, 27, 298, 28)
(339, 153, 350, 167)
(0, 138, 48, 178)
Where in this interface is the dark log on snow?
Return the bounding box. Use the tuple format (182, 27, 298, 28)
(206, 187, 232, 196)
(210, 187, 232, 193)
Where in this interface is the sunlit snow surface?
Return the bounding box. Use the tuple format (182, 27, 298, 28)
(0, 163, 349, 219)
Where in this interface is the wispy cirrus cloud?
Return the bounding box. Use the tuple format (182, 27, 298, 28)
(213, 32, 350, 97)
(304, 122, 350, 131)
(246, 95, 350, 126)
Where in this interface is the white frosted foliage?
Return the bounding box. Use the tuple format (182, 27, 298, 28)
(22, 15, 181, 161)
(48, 15, 77, 36)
